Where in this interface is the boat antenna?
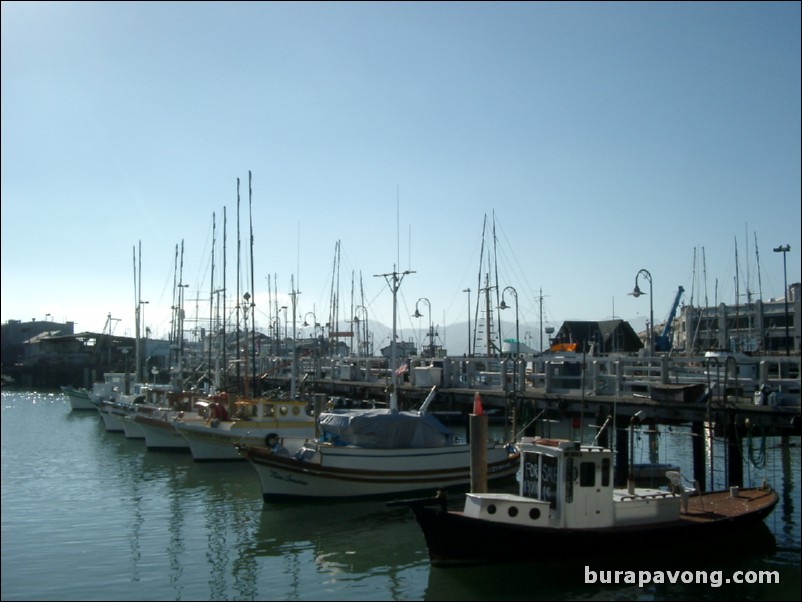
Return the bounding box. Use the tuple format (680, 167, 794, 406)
(592, 415, 613, 446)
(513, 408, 546, 441)
(417, 385, 438, 414)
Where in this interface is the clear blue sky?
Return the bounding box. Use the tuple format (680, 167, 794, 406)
(2, 1, 800, 353)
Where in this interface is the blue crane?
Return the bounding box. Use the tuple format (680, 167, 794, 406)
(654, 286, 685, 352)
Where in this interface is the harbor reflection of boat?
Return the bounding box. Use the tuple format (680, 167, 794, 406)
(238, 500, 424, 573)
(236, 387, 520, 501)
(406, 437, 779, 567)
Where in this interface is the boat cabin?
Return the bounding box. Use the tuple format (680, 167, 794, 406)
(463, 437, 680, 529)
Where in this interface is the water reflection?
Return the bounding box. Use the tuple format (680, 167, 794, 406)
(423, 520, 780, 601)
(235, 500, 428, 598)
(2, 391, 798, 602)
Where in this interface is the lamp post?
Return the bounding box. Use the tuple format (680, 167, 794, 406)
(629, 269, 654, 355)
(773, 245, 791, 356)
(271, 317, 281, 355)
(463, 288, 472, 356)
(627, 411, 645, 494)
(303, 311, 318, 336)
(354, 305, 369, 356)
(121, 347, 131, 395)
(499, 286, 519, 358)
(413, 297, 433, 358)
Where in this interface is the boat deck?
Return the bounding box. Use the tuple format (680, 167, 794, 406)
(682, 487, 778, 522)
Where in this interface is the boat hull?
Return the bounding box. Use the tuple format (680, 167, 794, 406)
(238, 443, 520, 501)
(121, 416, 146, 439)
(176, 421, 314, 461)
(98, 405, 125, 432)
(61, 386, 97, 411)
(135, 414, 190, 450)
(408, 487, 780, 566)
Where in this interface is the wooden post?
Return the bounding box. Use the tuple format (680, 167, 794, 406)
(692, 420, 706, 492)
(727, 419, 743, 488)
(470, 392, 488, 493)
(314, 393, 326, 440)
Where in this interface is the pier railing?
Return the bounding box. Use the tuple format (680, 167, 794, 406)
(288, 353, 800, 407)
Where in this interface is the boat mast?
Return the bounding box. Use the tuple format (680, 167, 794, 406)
(209, 212, 215, 391)
(221, 206, 227, 391)
(754, 232, 763, 301)
(235, 178, 241, 397)
(133, 243, 140, 383)
(248, 171, 258, 396)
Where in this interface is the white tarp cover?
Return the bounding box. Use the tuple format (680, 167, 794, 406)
(319, 409, 455, 448)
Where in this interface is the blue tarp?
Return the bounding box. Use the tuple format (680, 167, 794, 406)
(319, 409, 455, 448)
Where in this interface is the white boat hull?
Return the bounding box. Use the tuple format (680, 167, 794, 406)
(176, 420, 314, 461)
(239, 443, 520, 500)
(135, 414, 189, 450)
(121, 416, 146, 439)
(61, 386, 97, 411)
(99, 407, 125, 432)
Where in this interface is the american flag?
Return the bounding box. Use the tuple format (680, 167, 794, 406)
(395, 358, 410, 376)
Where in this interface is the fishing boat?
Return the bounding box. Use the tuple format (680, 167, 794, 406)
(133, 389, 209, 450)
(60, 385, 97, 411)
(236, 386, 520, 501)
(174, 394, 316, 461)
(405, 436, 779, 566)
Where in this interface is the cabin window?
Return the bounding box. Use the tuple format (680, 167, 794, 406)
(579, 461, 596, 487)
(601, 458, 611, 487)
(542, 455, 558, 509)
(565, 457, 574, 503)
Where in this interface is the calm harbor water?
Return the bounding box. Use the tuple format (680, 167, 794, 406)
(1, 389, 800, 601)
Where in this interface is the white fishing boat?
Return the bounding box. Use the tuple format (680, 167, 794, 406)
(236, 386, 520, 500)
(174, 394, 316, 461)
(237, 267, 520, 501)
(133, 389, 208, 450)
(60, 385, 97, 411)
(405, 436, 779, 566)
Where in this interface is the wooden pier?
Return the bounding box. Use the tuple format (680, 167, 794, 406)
(260, 352, 801, 492)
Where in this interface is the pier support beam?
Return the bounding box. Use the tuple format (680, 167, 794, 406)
(726, 419, 744, 487)
(691, 420, 706, 492)
(614, 415, 629, 488)
(469, 411, 488, 493)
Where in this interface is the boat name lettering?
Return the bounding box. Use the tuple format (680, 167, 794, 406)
(268, 470, 307, 486)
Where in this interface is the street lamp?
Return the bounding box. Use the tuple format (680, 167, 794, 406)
(303, 312, 318, 334)
(413, 298, 434, 358)
(499, 286, 519, 358)
(629, 269, 654, 355)
(773, 245, 791, 356)
(463, 288, 472, 356)
(354, 305, 369, 356)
